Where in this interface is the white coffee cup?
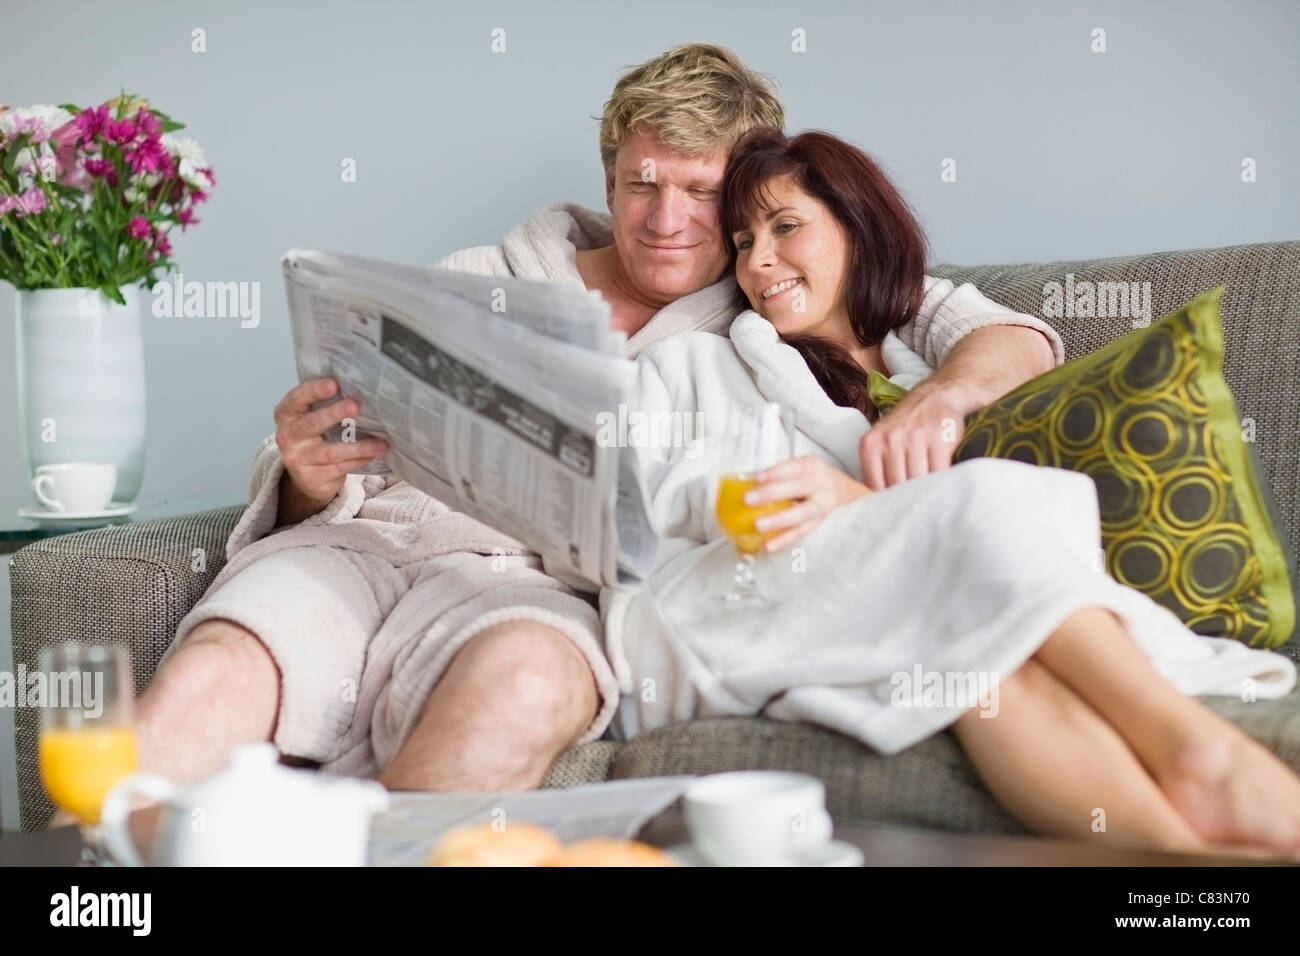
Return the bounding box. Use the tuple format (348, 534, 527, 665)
(684, 771, 834, 866)
(31, 462, 117, 513)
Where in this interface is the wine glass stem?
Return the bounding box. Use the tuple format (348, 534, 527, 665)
(79, 823, 101, 866)
(730, 553, 757, 600)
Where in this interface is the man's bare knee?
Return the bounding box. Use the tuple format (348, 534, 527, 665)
(137, 618, 281, 780)
(440, 621, 597, 736)
(380, 621, 598, 791)
(143, 618, 279, 717)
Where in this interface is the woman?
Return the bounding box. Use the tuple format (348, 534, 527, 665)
(605, 127, 1300, 857)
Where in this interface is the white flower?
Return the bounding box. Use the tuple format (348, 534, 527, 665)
(0, 104, 74, 140)
(161, 134, 212, 189)
(29, 104, 73, 131)
(125, 172, 163, 203)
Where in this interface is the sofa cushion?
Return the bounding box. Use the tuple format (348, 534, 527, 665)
(602, 688, 1300, 835)
(605, 717, 1025, 833)
(870, 287, 1296, 648)
(931, 241, 1300, 658)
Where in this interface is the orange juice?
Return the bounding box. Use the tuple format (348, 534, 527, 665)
(39, 727, 139, 824)
(715, 474, 794, 555)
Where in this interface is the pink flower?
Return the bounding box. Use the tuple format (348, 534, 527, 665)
(200, 166, 216, 187)
(105, 117, 137, 144)
(134, 109, 161, 140)
(177, 205, 199, 230)
(75, 105, 110, 141)
(83, 158, 114, 178)
(11, 115, 51, 143)
(190, 189, 208, 205)
(51, 120, 87, 188)
(127, 215, 151, 239)
(0, 194, 18, 216)
(153, 227, 173, 257)
(14, 188, 47, 216)
(125, 137, 167, 174)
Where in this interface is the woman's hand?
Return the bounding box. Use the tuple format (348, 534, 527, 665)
(745, 455, 872, 552)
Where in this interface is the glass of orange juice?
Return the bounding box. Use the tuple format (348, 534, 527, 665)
(713, 403, 795, 605)
(38, 642, 138, 862)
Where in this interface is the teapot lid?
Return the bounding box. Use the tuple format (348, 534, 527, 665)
(177, 743, 322, 810)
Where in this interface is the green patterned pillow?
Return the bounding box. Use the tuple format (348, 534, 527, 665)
(866, 286, 1296, 648)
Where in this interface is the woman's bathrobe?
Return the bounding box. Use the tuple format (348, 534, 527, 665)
(601, 311, 1297, 753)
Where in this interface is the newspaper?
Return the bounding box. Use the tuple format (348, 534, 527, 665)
(281, 248, 658, 589)
(366, 777, 692, 866)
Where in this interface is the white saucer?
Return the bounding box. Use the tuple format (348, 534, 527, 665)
(667, 840, 864, 867)
(18, 502, 138, 522)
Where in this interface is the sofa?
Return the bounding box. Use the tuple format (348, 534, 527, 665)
(11, 239, 1300, 834)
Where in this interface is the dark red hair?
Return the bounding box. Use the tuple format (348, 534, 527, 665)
(721, 128, 928, 413)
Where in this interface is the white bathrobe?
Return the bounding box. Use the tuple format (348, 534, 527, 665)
(602, 312, 1298, 753)
(220, 201, 1069, 588)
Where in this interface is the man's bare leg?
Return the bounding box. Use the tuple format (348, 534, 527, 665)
(379, 620, 599, 791)
(134, 618, 281, 784)
(1032, 607, 1300, 857)
(953, 655, 1207, 853)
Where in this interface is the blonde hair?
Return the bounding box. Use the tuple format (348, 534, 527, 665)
(596, 43, 784, 170)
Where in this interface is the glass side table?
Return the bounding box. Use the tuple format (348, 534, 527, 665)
(1, 493, 241, 555)
(0, 491, 243, 831)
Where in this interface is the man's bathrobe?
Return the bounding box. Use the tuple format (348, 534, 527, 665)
(602, 312, 1297, 753)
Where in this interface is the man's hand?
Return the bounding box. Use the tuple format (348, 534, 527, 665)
(859, 381, 970, 491)
(747, 455, 872, 552)
(860, 324, 1055, 491)
(273, 377, 388, 526)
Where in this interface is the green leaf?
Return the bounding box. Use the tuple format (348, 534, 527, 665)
(3, 132, 31, 176)
(99, 284, 126, 306)
(57, 103, 82, 115)
(159, 119, 185, 133)
(94, 235, 114, 273)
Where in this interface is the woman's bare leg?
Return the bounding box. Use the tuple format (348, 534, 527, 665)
(1031, 607, 1300, 857)
(953, 657, 1206, 852)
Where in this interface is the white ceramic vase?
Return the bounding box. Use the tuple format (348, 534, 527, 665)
(15, 286, 147, 505)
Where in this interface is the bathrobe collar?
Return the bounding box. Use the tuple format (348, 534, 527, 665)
(728, 310, 938, 480)
(501, 201, 740, 356)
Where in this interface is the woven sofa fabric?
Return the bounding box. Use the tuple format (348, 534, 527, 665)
(541, 740, 620, 788)
(10, 506, 242, 831)
(608, 717, 1025, 833)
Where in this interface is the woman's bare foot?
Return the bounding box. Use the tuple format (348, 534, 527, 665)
(1159, 729, 1300, 860)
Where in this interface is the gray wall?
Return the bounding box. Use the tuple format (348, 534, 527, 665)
(1, 0, 1297, 506)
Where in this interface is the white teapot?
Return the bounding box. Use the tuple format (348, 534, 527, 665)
(99, 743, 390, 866)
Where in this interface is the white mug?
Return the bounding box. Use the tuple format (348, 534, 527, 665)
(684, 771, 834, 866)
(31, 462, 117, 513)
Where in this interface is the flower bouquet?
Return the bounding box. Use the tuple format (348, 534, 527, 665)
(0, 93, 214, 302)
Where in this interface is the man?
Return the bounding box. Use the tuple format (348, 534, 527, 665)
(133, 43, 1061, 793)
